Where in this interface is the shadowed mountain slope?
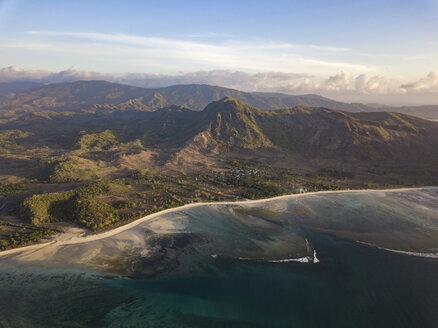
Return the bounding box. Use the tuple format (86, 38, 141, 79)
(0, 81, 43, 101)
(176, 98, 438, 166)
(98, 97, 437, 171)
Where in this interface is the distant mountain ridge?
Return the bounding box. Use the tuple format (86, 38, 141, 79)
(0, 80, 437, 119)
(0, 81, 43, 99)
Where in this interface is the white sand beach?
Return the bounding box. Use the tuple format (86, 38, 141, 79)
(0, 187, 433, 261)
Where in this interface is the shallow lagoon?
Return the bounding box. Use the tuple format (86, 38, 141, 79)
(0, 188, 437, 327)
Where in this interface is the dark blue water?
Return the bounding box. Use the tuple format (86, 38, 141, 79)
(1, 231, 437, 328)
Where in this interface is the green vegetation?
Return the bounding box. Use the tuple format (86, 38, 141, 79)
(20, 190, 74, 225)
(130, 169, 156, 185)
(318, 168, 355, 179)
(48, 158, 98, 182)
(0, 221, 59, 250)
(113, 200, 139, 209)
(0, 182, 26, 195)
(74, 180, 110, 197)
(72, 197, 117, 230)
(76, 130, 118, 151)
(217, 173, 287, 199)
(0, 129, 32, 150)
(19, 181, 116, 230)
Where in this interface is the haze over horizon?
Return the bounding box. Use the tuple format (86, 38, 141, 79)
(0, 0, 437, 105)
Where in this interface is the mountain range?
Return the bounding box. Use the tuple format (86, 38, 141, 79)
(136, 98, 438, 172)
(0, 79, 437, 188)
(0, 92, 437, 246)
(2, 95, 436, 182)
(1, 80, 437, 120)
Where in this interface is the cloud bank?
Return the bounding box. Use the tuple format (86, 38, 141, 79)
(0, 66, 109, 83)
(1, 66, 437, 105)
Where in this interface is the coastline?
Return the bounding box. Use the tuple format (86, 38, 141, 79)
(0, 186, 432, 258)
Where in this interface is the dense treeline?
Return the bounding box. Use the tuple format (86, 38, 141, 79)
(72, 197, 117, 230)
(0, 221, 58, 250)
(19, 180, 117, 230)
(20, 191, 74, 224)
(0, 182, 26, 195)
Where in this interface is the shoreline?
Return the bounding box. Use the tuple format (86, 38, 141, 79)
(0, 186, 433, 258)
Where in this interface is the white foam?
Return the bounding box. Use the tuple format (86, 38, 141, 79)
(382, 248, 438, 258)
(313, 250, 320, 263)
(267, 257, 310, 263)
(357, 241, 438, 258)
(237, 251, 321, 264)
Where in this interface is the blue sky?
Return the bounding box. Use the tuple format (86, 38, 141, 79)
(0, 0, 437, 104)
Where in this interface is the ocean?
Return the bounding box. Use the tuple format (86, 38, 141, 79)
(0, 188, 437, 327)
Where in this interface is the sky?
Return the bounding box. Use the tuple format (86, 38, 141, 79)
(0, 0, 437, 105)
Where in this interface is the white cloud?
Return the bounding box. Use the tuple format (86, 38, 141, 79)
(326, 71, 352, 91)
(1, 66, 438, 105)
(0, 66, 109, 83)
(121, 70, 311, 90)
(26, 30, 351, 53)
(0, 30, 367, 74)
(275, 71, 400, 96)
(0, 66, 48, 82)
(354, 74, 393, 94)
(0, 66, 402, 97)
(0, 66, 311, 91)
(401, 71, 438, 90)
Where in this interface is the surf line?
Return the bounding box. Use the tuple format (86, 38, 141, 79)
(356, 241, 438, 259)
(236, 250, 320, 264)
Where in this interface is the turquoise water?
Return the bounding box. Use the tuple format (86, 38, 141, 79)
(1, 189, 438, 327)
(0, 230, 437, 328)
